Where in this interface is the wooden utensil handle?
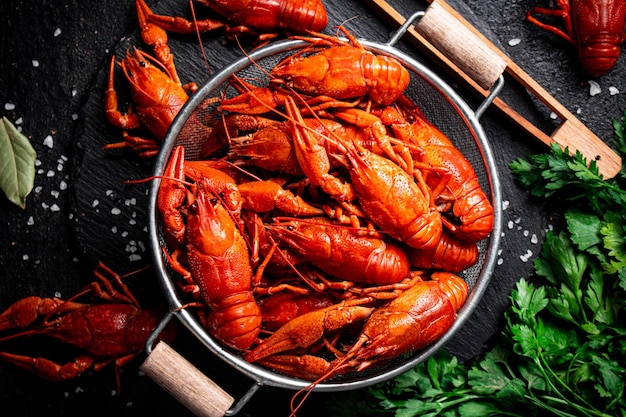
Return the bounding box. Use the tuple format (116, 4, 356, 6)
(364, 0, 622, 179)
(415, 1, 507, 89)
(140, 341, 234, 417)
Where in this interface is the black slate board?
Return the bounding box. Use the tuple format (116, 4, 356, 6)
(1, 0, 624, 416)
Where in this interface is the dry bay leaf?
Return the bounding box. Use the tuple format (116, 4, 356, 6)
(0, 117, 37, 208)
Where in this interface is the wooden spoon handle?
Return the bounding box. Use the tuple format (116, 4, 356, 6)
(365, 0, 622, 178)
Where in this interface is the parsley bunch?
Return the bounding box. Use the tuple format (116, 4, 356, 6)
(326, 112, 626, 417)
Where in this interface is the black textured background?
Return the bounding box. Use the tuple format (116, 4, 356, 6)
(1, 0, 625, 416)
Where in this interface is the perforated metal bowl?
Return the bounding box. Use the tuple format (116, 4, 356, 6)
(146, 13, 502, 401)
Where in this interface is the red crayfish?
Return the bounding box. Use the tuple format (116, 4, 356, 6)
(527, 0, 626, 76)
(0, 263, 178, 391)
(140, 0, 328, 44)
(103, 0, 202, 158)
(153, 29, 491, 391)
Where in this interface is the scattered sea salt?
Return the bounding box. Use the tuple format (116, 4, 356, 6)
(92, 199, 99, 207)
(43, 135, 54, 148)
(71, 113, 78, 120)
(530, 234, 538, 244)
(35, 159, 42, 166)
(51, 190, 59, 198)
(37, 169, 44, 175)
(121, 231, 129, 237)
(59, 180, 67, 190)
(35, 186, 42, 193)
(523, 230, 529, 237)
(23, 254, 29, 261)
(27, 216, 34, 225)
(50, 204, 60, 212)
(609, 86, 619, 95)
(129, 219, 137, 225)
(111, 226, 118, 233)
(129, 254, 142, 262)
(111, 207, 121, 215)
(502, 200, 509, 210)
(4, 103, 15, 110)
(46, 170, 55, 177)
(508, 38, 521, 46)
(507, 220, 514, 229)
(588, 80, 601, 96)
(42, 202, 49, 210)
(497, 258, 504, 265)
(549, 112, 558, 119)
(54, 28, 62, 37)
(32, 60, 39, 67)
(520, 249, 533, 262)
(15, 117, 22, 124)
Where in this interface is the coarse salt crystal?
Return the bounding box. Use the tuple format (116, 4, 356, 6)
(54, 28, 62, 37)
(502, 200, 509, 210)
(27, 216, 34, 225)
(51, 190, 59, 198)
(523, 230, 529, 237)
(507, 220, 514, 229)
(42, 202, 49, 210)
(111, 207, 121, 215)
(129, 219, 137, 225)
(111, 226, 118, 233)
(50, 204, 60, 212)
(508, 38, 521, 46)
(549, 112, 558, 119)
(531, 234, 538, 244)
(43, 135, 53, 148)
(47, 170, 55, 177)
(4, 103, 15, 110)
(520, 249, 533, 262)
(71, 113, 78, 120)
(59, 180, 67, 190)
(23, 254, 29, 261)
(35, 186, 42, 193)
(588, 80, 601, 96)
(37, 169, 44, 175)
(129, 254, 142, 262)
(609, 86, 619, 95)
(122, 231, 129, 237)
(35, 159, 42, 166)
(32, 60, 39, 67)
(15, 117, 22, 124)
(106, 189, 114, 197)
(497, 258, 504, 265)
(92, 199, 99, 207)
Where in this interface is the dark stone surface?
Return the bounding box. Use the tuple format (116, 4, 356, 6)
(0, 0, 624, 416)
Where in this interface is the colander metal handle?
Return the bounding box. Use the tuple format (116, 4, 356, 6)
(385, 2, 505, 119)
(140, 313, 259, 417)
(412, 1, 507, 91)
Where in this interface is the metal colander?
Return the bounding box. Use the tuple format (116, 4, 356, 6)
(146, 11, 502, 401)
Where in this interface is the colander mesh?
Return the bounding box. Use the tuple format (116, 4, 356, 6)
(151, 38, 498, 388)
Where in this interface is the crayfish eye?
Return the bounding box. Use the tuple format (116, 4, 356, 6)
(286, 225, 295, 231)
(139, 61, 147, 67)
(210, 197, 219, 205)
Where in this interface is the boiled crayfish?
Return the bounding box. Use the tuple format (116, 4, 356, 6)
(155, 29, 492, 385)
(140, 0, 328, 45)
(527, 0, 626, 76)
(0, 263, 178, 391)
(103, 0, 204, 158)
